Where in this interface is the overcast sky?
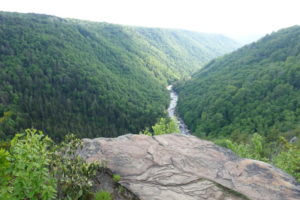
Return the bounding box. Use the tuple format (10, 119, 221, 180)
(1, 0, 300, 41)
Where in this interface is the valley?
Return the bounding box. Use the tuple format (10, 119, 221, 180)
(0, 11, 238, 140)
(0, 11, 299, 200)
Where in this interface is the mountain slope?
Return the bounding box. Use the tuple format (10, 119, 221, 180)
(176, 26, 300, 139)
(0, 12, 238, 140)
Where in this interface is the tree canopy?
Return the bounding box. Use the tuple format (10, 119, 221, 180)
(176, 26, 300, 141)
(0, 12, 238, 140)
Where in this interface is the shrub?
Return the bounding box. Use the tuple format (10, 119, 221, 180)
(216, 133, 268, 162)
(140, 117, 180, 135)
(0, 129, 56, 200)
(94, 190, 112, 200)
(273, 137, 300, 182)
(0, 148, 11, 199)
(50, 134, 100, 200)
(0, 129, 101, 200)
(216, 134, 300, 182)
(112, 174, 121, 182)
(0, 140, 10, 150)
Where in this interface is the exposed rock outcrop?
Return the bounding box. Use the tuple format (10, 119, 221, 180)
(79, 134, 300, 200)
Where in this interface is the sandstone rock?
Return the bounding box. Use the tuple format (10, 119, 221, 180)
(79, 134, 300, 200)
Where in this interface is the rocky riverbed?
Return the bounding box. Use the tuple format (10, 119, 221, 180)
(167, 85, 190, 135)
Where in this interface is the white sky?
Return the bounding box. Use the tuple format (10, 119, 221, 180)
(1, 0, 300, 39)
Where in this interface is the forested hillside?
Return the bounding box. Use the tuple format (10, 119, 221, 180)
(176, 26, 300, 140)
(0, 12, 238, 140)
(175, 26, 300, 180)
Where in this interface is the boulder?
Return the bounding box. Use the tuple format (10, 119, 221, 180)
(78, 134, 300, 200)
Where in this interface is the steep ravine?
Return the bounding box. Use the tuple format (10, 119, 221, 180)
(167, 85, 190, 135)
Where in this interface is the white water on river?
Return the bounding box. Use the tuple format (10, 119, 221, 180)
(167, 85, 190, 135)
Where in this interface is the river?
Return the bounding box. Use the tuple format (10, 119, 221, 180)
(167, 85, 190, 135)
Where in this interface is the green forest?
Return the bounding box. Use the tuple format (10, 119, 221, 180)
(0, 12, 238, 141)
(1, 10, 299, 195)
(176, 26, 300, 139)
(176, 26, 300, 180)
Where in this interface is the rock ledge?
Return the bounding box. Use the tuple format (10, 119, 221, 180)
(79, 134, 300, 200)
